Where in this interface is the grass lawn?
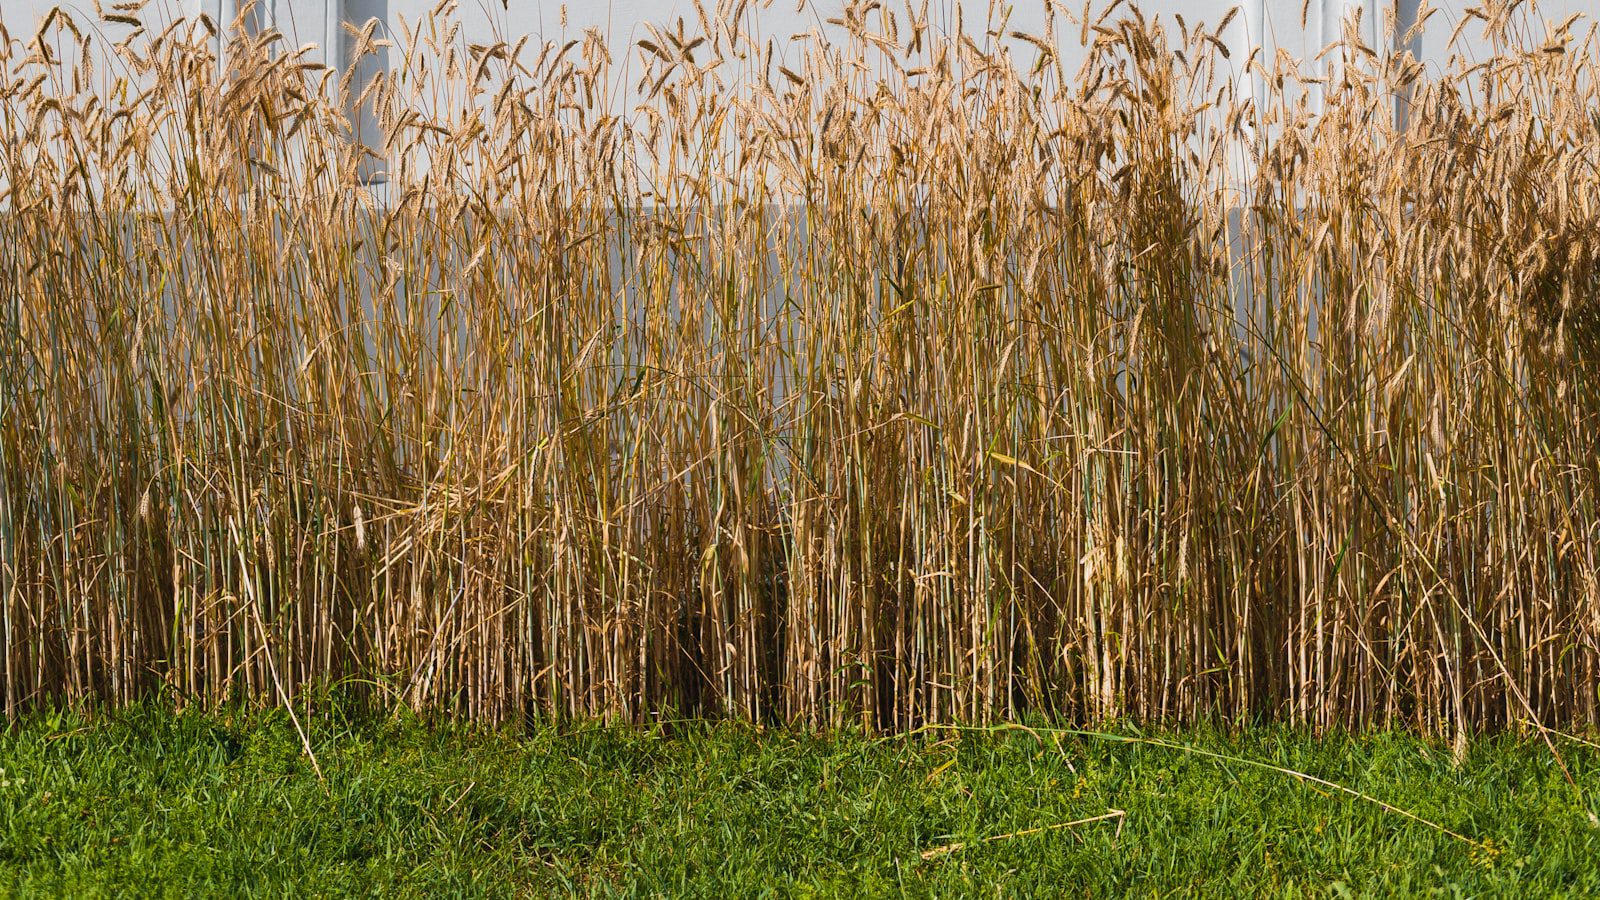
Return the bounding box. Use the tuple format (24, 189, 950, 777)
(1, 706, 1598, 897)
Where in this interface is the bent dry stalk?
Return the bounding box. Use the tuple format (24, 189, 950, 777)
(2, 0, 1599, 735)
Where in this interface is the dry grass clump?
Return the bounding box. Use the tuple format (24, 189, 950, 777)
(2, 0, 1599, 735)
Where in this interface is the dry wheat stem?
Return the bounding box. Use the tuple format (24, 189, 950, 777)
(1, 1, 1598, 739)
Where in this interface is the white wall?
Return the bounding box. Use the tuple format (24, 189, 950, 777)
(2, 0, 1590, 148)
(6, 0, 1592, 76)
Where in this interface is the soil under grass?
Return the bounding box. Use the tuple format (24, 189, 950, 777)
(1, 706, 1597, 896)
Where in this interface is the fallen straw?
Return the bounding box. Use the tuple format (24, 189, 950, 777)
(921, 808, 1128, 859)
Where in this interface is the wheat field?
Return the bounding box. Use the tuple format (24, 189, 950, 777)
(1, 0, 1598, 738)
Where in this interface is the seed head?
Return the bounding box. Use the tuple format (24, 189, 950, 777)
(353, 502, 368, 552)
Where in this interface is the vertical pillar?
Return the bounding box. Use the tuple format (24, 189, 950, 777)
(196, 0, 272, 75)
(341, 0, 390, 185)
(209, 0, 386, 184)
(1392, 0, 1422, 131)
(1217, 2, 1264, 196)
(1317, 0, 1389, 107)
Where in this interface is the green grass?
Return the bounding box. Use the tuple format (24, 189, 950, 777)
(1, 707, 1598, 897)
